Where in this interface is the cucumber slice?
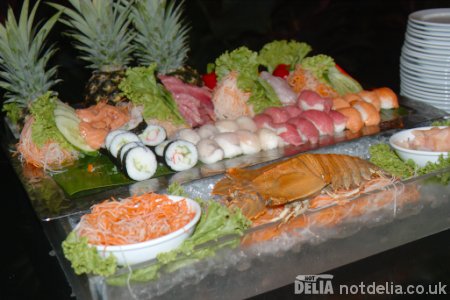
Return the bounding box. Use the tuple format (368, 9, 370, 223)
(54, 108, 79, 122)
(55, 100, 76, 113)
(55, 115, 96, 153)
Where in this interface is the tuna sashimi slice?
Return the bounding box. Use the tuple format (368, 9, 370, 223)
(328, 110, 348, 133)
(300, 110, 335, 136)
(271, 123, 304, 146)
(253, 113, 275, 130)
(288, 116, 320, 144)
(297, 90, 333, 112)
(263, 106, 290, 124)
(284, 105, 303, 118)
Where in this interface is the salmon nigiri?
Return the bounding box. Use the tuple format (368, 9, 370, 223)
(351, 100, 380, 126)
(373, 87, 399, 109)
(337, 107, 364, 133)
(357, 90, 381, 111)
(332, 97, 351, 110)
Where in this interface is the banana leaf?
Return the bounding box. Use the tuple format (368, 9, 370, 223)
(51, 154, 173, 197)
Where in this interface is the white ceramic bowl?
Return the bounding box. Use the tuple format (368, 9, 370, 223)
(389, 126, 449, 167)
(92, 195, 201, 266)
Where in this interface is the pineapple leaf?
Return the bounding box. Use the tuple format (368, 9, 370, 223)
(0, 0, 61, 118)
(131, 0, 190, 74)
(50, 0, 135, 71)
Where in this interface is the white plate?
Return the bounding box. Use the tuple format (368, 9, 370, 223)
(408, 21, 450, 32)
(400, 78, 450, 93)
(409, 9, 450, 27)
(402, 46, 450, 60)
(400, 56, 450, 72)
(407, 26, 450, 38)
(405, 34, 450, 48)
(400, 89, 450, 104)
(400, 63, 450, 78)
(400, 69, 450, 86)
(401, 53, 450, 68)
(403, 39, 450, 57)
(400, 82, 450, 98)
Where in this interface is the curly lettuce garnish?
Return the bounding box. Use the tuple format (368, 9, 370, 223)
(258, 40, 312, 72)
(62, 231, 117, 277)
(119, 64, 185, 125)
(29, 92, 75, 150)
(301, 54, 363, 96)
(215, 46, 282, 113)
(369, 143, 450, 184)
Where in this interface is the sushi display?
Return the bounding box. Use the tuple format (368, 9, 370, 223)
(0, 0, 403, 191)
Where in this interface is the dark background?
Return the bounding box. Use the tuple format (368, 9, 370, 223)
(1, 1, 450, 299)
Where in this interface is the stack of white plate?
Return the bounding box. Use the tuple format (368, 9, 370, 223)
(400, 8, 450, 113)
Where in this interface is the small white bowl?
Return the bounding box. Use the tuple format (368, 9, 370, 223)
(389, 126, 449, 167)
(93, 195, 201, 266)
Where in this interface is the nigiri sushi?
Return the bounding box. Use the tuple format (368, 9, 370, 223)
(374, 87, 399, 109)
(236, 130, 261, 154)
(257, 128, 279, 151)
(288, 117, 320, 144)
(213, 132, 242, 158)
(328, 110, 348, 133)
(235, 116, 258, 132)
(337, 107, 364, 133)
(357, 90, 381, 111)
(215, 119, 240, 133)
(263, 107, 290, 124)
(300, 110, 334, 136)
(197, 138, 225, 164)
(297, 90, 333, 112)
(351, 100, 380, 126)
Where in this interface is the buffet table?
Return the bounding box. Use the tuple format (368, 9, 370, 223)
(2, 98, 450, 300)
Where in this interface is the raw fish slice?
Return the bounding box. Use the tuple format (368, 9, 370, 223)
(263, 107, 290, 124)
(328, 110, 348, 133)
(300, 110, 334, 136)
(260, 71, 297, 105)
(235, 116, 258, 132)
(271, 123, 304, 146)
(343, 93, 363, 104)
(236, 130, 261, 154)
(337, 107, 364, 133)
(374, 87, 399, 109)
(253, 113, 275, 130)
(284, 105, 303, 118)
(351, 100, 380, 126)
(332, 97, 350, 110)
(297, 90, 333, 112)
(357, 90, 381, 111)
(288, 117, 320, 144)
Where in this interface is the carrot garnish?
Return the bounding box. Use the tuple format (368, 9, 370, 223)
(76, 193, 195, 246)
(87, 163, 94, 173)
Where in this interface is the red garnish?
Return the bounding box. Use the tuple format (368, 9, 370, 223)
(202, 72, 217, 89)
(272, 64, 290, 79)
(335, 64, 350, 76)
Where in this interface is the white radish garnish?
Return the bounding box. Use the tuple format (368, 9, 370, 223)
(257, 128, 279, 151)
(215, 120, 240, 133)
(235, 116, 258, 132)
(197, 139, 224, 164)
(236, 130, 261, 155)
(197, 124, 219, 139)
(213, 132, 242, 158)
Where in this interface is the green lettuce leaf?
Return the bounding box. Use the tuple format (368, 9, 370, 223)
(215, 46, 282, 114)
(301, 54, 363, 96)
(119, 65, 185, 125)
(258, 40, 312, 72)
(62, 231, 117, 277)
(2, 102, 23, 124)
(29, 92, 76, 151)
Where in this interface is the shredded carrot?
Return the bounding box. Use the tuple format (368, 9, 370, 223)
(17, 117, 78, 171)
(76, 193, 196, 246)
(287, 66, 338, 98)
(87, 163, 94, 173)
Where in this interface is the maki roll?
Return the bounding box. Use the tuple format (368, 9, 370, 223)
(138, 125, 167, 146)
(105, 129, 127, 150)
(164, 140, 198, 171)
(155, 140, 171, 158)
(109, 132, 141, 158)
(122, 146, 157, 181)
(118, 141, 144, 168)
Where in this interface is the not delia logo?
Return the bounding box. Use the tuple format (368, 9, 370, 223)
(295, 274, 334, 294)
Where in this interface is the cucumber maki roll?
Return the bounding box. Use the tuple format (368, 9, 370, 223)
(164, 140, 198, 171)
(123, 146, 157, 181)
(138, 125, 166, 146)
(118, 141, 144, 168)
(109, 132, 141, 158)
(155, 140, 171, 158)
(105, 129, 127, 150)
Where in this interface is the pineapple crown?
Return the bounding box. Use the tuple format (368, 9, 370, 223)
(0, 0, 61, 108)
(131, 0, 190, 74)
(51, 0, 135, 72)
